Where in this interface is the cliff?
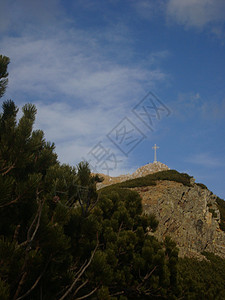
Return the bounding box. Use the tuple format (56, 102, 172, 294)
(98, 163, 225, 259)
(133, 180, 225, 258)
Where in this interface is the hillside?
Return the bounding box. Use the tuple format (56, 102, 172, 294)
(96, 161, 169, 189)
(100, 167, 225, 259)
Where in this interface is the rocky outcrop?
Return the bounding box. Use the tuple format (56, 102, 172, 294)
(96, 162, 225, 258)
(96, 162, 169, 190)
(133, 180, 225, 258)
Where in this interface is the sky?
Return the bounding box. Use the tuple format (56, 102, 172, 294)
(0, 0, 225, 199)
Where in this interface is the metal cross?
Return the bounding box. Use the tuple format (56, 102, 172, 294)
(152, 144, 159, 163)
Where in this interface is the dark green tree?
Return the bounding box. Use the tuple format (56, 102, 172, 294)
(0, 100, 99, 300)
(0, 55, 10, 98)
(178, 252, 225, 299)
(69, 186, 180, 299)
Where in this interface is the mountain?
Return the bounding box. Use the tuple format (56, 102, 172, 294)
(96, 161, 169, 189)
(98, 162, 225, 259)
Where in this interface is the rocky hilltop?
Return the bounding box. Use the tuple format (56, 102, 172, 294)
(97, 162, 225, 259)
(96, 161, 169, 189)
(134, 180, 225, 258)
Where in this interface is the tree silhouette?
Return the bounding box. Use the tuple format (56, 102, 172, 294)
(0, 55, 10, 98)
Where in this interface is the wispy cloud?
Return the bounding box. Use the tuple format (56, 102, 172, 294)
(0, 0, 64, 33)
(170, 91, 225, 123)
(2, 28, 167, 108)
(31, 101, 133, 175)
(0, 0, 170, 174)
(133, 0, 225, 37)
(1, 29, 168, 171)
(170, 92, 203, 121)
(186, 152, 224, 168)
(201, 97, 225, 120)
(166, 0, 225, 35)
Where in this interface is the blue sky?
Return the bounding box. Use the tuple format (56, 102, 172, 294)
(0, 0, 225, 199)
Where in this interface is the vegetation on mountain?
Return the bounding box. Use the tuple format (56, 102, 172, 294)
(178, 252, 225, 299)
(102, 170, 192, 191)
(196, 182, 208, 189)
(216, 197, 225, 232)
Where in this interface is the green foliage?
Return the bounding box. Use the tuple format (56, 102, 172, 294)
(0, 100, 100, 299)
(0, 100, 57, 181)
(196, 182, 208, 189)
(0, 55, 10, 98)
(88, 187, 179, 298)
(0, 279, 9, 300)
(178, 252, 225, 299)
(97, 286, 111, 300)
(103, 170, 192, 190)
(209, 208, 217, 218)
(216, 197, 225, 231)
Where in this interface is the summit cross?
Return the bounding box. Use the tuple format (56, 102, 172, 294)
(152, 144, 159, 163)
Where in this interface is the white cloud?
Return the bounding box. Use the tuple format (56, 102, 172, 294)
(34, 101, 121, 143)
(170, 92, 204, 120)
(201, 98, 225, 120)
(186, 152, 224, 168)
(2, 30, 167, 109)
(0, 0, 169, 174)
(166, 0, 225, 31)
(55, 139, 133, 177)
(133, 0, 225, 36)
(33, 100, 153, 176)
(171, 92, 225, 122)
(0, 0, 63, 33)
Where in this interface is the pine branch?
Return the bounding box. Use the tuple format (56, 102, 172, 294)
(58, 236, 99, 300)
(72, 279, 88, 297)
(110, 291, 125, 297)
(88, 193, 100, 212)
(1, 163, 15, 175)
(117, 221, 124, 237)
(13, 225, 21, 241)
(136, 265, 158, 293)
(15, 258, 51, 300)
(13, 271, 27, 300)
(76, 286, 98, 300)
(13, 194, 45, 299)
(0, 175, 41, 208)
(0, 195, 21, 208)
(19, 193, 44, 248)
(28, 199, 44, 246)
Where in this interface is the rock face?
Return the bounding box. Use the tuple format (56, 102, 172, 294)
(96, 161, 169, 189)
(134, 180, 225, 258)
(96, 162, 225, 258)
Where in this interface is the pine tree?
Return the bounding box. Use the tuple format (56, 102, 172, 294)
(0, 55, 183, 299)
(0, 100, 100, 299)
(0, 55, 10, 98)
